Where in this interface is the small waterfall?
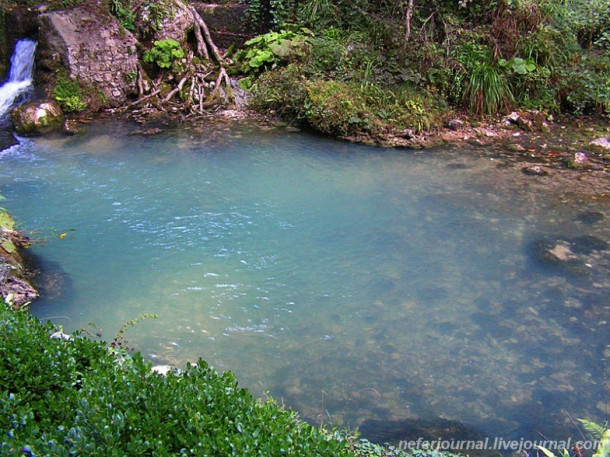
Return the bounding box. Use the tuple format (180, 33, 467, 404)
(0, 39, 37, 119)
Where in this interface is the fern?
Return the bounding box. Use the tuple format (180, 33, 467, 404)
(579, 419, 608, 440)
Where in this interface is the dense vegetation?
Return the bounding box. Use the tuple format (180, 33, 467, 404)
(0, 301, 359, 456)
(237, 0, 610, 139)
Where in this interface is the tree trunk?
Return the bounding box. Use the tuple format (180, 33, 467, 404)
(404, 0, 415, 47)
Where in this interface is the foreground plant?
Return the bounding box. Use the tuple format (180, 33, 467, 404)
(0, 301, 356, 456)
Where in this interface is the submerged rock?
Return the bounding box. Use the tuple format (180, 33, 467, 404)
(526, 236, 606, 277)
(522, 166, 550, 176)
(359, 417, 483, 445)
(576, 211, 605, 225)
(570, 235, 608, 255)
(11, 99, 64, 136)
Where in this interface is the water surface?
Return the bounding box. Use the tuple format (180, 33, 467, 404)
(1, 121, 608, 444)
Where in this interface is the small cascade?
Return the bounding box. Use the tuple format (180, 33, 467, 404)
(0, 39, 37, 119)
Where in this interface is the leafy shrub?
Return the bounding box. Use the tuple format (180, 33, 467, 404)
(52, 75, 88, 113)
(558, 52, 610, 114)
(0, 301, 356, 456)
(453, 42, 513, 115)
(306, 36, 346, 76)
(305, 80, 370, 136)
(236, 28, 313, 75)
(143, 39, 185, 70)
(249, 63, 309, 120)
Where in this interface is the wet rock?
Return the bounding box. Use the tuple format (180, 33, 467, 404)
(576, 211, 605, 225)
(151, 365, 174, 376)
(63, 119, 85, 135)
(521, 166, 549, 176)
(589, 137, 610, 153)
(0, 225, 38, 308)
(566, 152, 588, 169)
(11, 99, 64, 136)
(446, 118, 465, 131)
(527, 239, 589, 277)
(0, 129, 18, 152)
(570, 235, 608, 255)
(50, 331, 73, 341)
(506, 112, 520, 124)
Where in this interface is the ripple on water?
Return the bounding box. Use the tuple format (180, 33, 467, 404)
(1, 121, 608, 444)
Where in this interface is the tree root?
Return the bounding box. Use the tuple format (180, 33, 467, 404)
(122, 3, 235, 117)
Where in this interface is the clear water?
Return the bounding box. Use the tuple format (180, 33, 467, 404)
(1, 121, 608, 443)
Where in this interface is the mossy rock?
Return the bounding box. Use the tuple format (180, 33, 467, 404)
(11, 99, 65, 136)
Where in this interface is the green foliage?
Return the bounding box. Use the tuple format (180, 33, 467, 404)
(244, 0, 297, 29)
(305, 80, 369, 136)
(593, 428, 610, 457)
(236, 28, 313, 74)
(241, 0, 610, 130)
(0, 211, 15, 230)
(0, 301, 357, 456)
(499, 57, 536, 75)
(465, 61, 512, 115)
(143, 39, 186, 70)
(352, 438, 465, 457)
(109, 0, 136, 32)
(52, 75, 88, 113)
(579, 419, 609, 440)
(111, 313, 158, 349)
(250, 63, 309, 119)
(559, 52, 610, 114)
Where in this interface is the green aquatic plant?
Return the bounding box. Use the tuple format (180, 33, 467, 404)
(111, 312, 158, 349)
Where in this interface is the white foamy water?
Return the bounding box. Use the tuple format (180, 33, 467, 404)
(0, 39, 37, 118)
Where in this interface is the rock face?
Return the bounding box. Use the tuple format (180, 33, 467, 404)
(193, 1, 250, 48)
(11, 98, 64, 135)
(136, 0, 193, 44)
(38, 5, 138, 107)
(0, 213, 38, 308)
(0, 7, 38, 71)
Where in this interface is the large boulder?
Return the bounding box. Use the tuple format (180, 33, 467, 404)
(38, 5, 138, 107)
(11, 98, 64, 135)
